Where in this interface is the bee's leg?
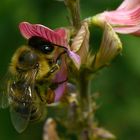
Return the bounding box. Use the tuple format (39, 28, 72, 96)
(44, 57, 62, 79)
(35, 82, 55, 104)
(43, 64, 59, 79)
(45, 88, 55, 104)
(36, 79, 68, 104)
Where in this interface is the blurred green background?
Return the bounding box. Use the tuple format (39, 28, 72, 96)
(0, 0, 140, 140)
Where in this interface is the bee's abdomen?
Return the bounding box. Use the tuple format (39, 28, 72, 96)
(13, 103, 44, 122)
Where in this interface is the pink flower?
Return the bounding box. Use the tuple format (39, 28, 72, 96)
(19, 22, 80, 102)
(95, 0, 140, 35)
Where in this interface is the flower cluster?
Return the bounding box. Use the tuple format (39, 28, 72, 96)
(19, 22, 89, 102)
(19, 0, 140, 103)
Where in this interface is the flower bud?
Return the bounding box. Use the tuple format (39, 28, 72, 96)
(94, 22, 122, 71)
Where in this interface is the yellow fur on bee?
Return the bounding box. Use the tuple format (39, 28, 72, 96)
(8, 45, 55, 81)
(9, 45, 31, 75)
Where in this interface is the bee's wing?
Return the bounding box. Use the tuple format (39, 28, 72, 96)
(0, 73, 11, 108)
(9, 69, 38, 133)
(10, 103, 31, 133)
(9, 80, 33, 133)
(0, 90, 9, 109)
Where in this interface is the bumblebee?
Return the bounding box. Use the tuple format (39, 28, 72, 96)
(0, 36, 67, 133)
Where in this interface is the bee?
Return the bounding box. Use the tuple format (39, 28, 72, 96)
(0, 36, 67, 133)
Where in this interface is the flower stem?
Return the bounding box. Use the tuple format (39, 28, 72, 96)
(64, 0, 81, 29)
(64, 0, 93, 139)
(79, 69, 93, 140)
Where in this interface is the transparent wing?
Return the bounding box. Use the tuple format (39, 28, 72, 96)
(8, 69, 38, 133)
(10, 102, 31, 133)
(0, 89, 9, 109)
(0, 73, 11, 108)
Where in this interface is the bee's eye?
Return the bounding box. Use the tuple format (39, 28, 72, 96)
(28, 36, 55, 54)
(40, 44, 54, 54)
(18, 51, 38, 69)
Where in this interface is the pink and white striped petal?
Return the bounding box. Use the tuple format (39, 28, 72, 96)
(94, 0, 140, 36)
(100, 7, 140, 26)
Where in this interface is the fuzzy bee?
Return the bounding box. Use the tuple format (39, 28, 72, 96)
(0, 22, 70, 133)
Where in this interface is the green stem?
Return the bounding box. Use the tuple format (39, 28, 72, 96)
(64, 0, 81, 29)
(79, 69, 93, 140)
(64, 0, 93, 139)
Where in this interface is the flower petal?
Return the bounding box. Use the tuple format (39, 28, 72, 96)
(54, 82, 67, 102)
(94, 23, 122, 70)
(54, 28, 67, 39)
(71, 22, 89, 64)
(52, 56, 67, 102)
(101, 6, 140, 26)
(19, 22, 68, 47)
(114, 24, 140, 35)
(117, 0, 140, 11)
(68, 50, 81, 69)
(88, 0, 140, 36)
(19, 22, 81, 69)
(93, 3, 140, 35)
(71, 22, 89, 52)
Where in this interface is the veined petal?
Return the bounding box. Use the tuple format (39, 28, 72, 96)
(114, 24, 140, 35)
(94, 23, 122, 70)
(19, 22, 68, 47)
(54, 28, 67, 39)
(88, 0, 140, 36)
(71, 22, 89, 52)
(19, 22, 81, 67)
(100, 7, 140, 26)
(71, 22, 89, 65)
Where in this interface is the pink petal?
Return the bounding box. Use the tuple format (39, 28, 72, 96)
(68, 50, 81, 69)
(132, 29, 140, 35)
(101, 7, 140, 26)
(54, 82, 67, 102)
(114, 24, 140, 35)
(19, 22, 81, 69)
(97, 1, 140, 35)
(117, 0, 140, 11)
(53, 56, 67, 102)
(19, 22, 67, 47)
(54, 28, 67, 39)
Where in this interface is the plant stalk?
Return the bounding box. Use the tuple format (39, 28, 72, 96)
(65, 0, 93, 140)
(79, 69, 93, 140)
(64, 0, 81, 29)
(64, 0, 93, 139)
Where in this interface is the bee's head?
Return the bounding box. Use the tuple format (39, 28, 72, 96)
(9, 36, 65, 80)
